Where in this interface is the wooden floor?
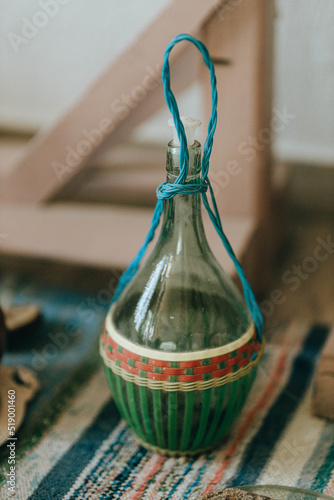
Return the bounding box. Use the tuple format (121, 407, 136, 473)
(265, 209, 334, 326)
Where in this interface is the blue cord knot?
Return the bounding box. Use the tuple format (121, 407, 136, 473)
(156, 181, 208, 199)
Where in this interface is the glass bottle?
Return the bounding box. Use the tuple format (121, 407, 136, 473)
(101, 118, 261, 455)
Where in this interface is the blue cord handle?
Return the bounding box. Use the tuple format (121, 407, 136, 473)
(112, 34, 263, 343)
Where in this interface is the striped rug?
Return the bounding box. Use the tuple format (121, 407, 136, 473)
(1, 320, 333, 499)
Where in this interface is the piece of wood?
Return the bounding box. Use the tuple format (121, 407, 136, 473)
(0, 366, 40, 445)
(199, 0, 275, 291)
(0, 1, 276, 296)
(0, 139, 164, 207)
(313, 327, 334, 420)
(0, 202, 257, 282)
(52, 142, 165, 207)
(200, 0, 274, 219)
(0, 0, 224, 204)
(3, 304, 41, 332)
(57, 167, 163, 207)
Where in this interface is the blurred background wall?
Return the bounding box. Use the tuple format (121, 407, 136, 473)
(0, 0, 333, 206)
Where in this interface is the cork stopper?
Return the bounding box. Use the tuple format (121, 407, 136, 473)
(168, 116, 201, 146)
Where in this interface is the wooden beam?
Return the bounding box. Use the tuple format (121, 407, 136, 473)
(201, 0, 274, 219)
(198, 0, 275, 291)
(0, 202, 257, 282)
(0, 1, 276, 295)
(1, 0, 225, 204)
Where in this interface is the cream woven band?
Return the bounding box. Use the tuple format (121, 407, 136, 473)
(105, 305, 256, 362)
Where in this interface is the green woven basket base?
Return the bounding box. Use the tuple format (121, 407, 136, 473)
(103, 365, 257, 454)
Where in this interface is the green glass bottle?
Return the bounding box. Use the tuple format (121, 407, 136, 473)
(100, 118, 262, 455)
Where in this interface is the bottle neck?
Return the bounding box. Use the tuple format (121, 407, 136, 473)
(160, 140, 207, 251)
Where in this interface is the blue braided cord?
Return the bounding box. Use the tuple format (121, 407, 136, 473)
(161, 34, 218, 190)
(202, 182, 264, 341)
(111, 34, 263, 343)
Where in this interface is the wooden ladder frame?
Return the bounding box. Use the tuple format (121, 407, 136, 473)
(0, 0, 276, 292)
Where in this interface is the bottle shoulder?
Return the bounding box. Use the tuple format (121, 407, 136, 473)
(112, 250, 251, 352)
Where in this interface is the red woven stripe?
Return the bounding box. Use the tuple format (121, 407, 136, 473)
(105, 351, 115, 362)
(105, 351, 257, 382)
(120, 361, 141, 376)
(193, 363, 219, 374)
(210, 353, 231, 364)
(146, 372, 172, 381)
(104, 350, 132, 368)
(113, 350, 133, 365)
(107, 335, 118, 351)
(178, 374, 204, 383)
(147, 359, 171, 368)
(161, 367, 186, 376)
(225, 354, 242, 366)
(239, 340, 254, 353)
(134, 361, 149, 371)
(122, 348, 142, 362)
(178, 359, 207, 369)
(134, 362, 185, 376)
(211, 366, 233, 378)
(239, 357, 250, 368)
(103, 328, 260, 383)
